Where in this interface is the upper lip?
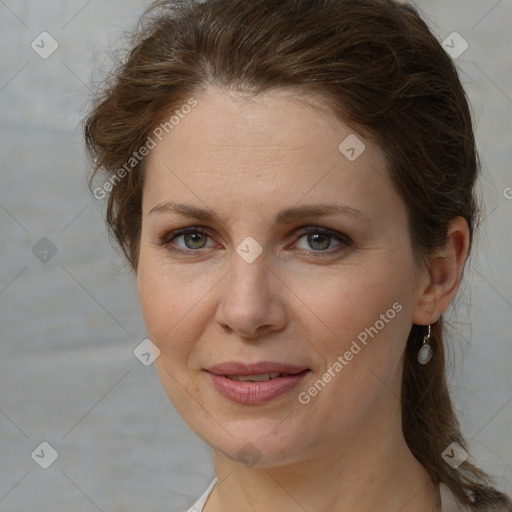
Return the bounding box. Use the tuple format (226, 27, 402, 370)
(206, 361, 310, 376)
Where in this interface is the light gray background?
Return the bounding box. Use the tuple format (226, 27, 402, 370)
(0, 1, 511, 511)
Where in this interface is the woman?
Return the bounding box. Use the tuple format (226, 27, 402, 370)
(84, 0, 512, 510)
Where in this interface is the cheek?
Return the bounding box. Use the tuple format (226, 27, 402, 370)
(301, 263, 411, 349)
(137, 266, 171, 341)
(136, 258, 219, 428)
(136, 254, 221, 373)
(137, 258, 196, 351)
(293, 253, 414, 404)
(293, 285, 409, 435)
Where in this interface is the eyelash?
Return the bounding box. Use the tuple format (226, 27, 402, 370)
(155, 226, 352, 257)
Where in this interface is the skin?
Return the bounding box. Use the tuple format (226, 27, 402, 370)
(136, 86, 470, 512)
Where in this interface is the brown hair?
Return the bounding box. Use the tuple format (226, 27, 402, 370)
(84, 0, 510, 507)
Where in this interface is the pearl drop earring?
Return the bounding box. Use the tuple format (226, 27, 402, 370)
(418, 324, 433, 365)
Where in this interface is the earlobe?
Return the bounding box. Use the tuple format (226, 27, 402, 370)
(412, 216, 470, 325)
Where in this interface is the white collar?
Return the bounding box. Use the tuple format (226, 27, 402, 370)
(189, 478, 473, 511)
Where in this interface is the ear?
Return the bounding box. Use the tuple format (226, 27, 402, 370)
(412, 216, 471, 325)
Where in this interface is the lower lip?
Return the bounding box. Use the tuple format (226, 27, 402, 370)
(206, 370, 310, 405)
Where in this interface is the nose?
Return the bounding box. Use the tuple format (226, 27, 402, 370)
(215, 253, 288, 340)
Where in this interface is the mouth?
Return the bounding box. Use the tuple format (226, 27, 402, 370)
(205, 362, 311, 405)
(224, 372, 296, 382)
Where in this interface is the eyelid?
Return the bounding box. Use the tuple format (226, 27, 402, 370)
(157, 225, 352, 255)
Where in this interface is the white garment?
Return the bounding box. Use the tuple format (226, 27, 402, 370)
(186, 478, 474, 511)
(186, 479, 217, 512)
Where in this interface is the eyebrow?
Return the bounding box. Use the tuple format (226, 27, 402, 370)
(148, 201, 367, 224)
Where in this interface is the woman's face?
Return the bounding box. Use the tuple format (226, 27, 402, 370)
(137, 87, 426, 466)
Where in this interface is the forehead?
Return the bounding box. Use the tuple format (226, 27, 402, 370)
(147, 87, 364, 164)
(142, 86, 394, 220)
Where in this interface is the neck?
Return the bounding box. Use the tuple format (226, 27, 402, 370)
(205, 390, 436, 512)
(207, 437, 434, 512)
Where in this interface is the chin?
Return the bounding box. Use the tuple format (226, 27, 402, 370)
(198, 417, 314, 468)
